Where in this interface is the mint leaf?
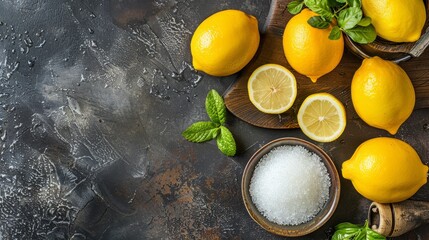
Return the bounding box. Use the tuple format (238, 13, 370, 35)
(328, 0, 343, 7)
(205, 89, 226, 125)
(307, 16, 330, 29)
(182, 121, 219, 143)
(336, 0, 346, 3)
(287, 0, 304, 14)
(338, 7, 362, 30)
(344, 25, 377, 44)
(329, 26, 342, 40)
(357, 16, 371, 27)
(216, 126, 236, 156)
(304, 0, 334, 20)
(346, 0, 361, 8)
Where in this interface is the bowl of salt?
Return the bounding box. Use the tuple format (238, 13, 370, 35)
(241, 137, 340, 237)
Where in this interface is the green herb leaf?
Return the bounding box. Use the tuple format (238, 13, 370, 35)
(304, 0, 334, 20)
(364, 220, 386, 240)
(182, 121, 219, 143)
(328, 0, 344, 7)
(344, 25, 377, 44)
(205, 89, 226, 125)
(329, 26, 342, 40)
(335, 222, 361, 230)
(367, 229, 387, 240)
(346, 0, 361, 7)
(338, 7, 362, 30)
(357, 16, 372, 27)
(287, 0, 304, 14)
(332, 230, 359, 240)
(336, 0, 346, 3)
(332, 221, 386, 240)
(308, 16, 330, 29)
(216, 126, 236, 156)
(354, 228, 366, 240)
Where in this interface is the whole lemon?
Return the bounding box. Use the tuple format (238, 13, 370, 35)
(283, 8, 344, 83)
(190, 10, 260, 77)
(351, 56, 415, 135)
(342, 137, 428, 203)
(362, 0, 426, 42)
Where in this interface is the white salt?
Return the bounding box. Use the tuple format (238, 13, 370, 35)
(249, 145, 331, 225)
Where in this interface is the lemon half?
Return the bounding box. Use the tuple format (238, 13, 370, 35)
(247, 64, 297, 114)
(297, 93, 346, 142)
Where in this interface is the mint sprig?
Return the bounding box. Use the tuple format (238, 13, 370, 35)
(287, 0, 377, 44)
(182, 89, 236, 156)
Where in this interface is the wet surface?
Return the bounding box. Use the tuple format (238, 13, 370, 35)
(0, 0, 428, 239)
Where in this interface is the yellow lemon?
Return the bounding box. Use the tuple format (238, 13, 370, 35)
(283, 8, 344, 83)
(342, 137, 428, 203)
(190, 9, 260, 77)
(297, 93, 346, 142)
(351, 56, 415, 135)
(247, 64, 297, 114)
(362, 0, 426, 42)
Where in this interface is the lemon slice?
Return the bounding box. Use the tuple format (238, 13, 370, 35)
(297, 93, 346, 142)
(248, 64, 297, 114)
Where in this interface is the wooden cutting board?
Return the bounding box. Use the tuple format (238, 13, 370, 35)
(224, 0, 429, 129)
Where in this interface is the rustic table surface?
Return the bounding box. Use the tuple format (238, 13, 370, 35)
(0, 0, 428, 239)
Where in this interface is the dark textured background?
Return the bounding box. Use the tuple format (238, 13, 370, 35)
(0, 0, 428, 239)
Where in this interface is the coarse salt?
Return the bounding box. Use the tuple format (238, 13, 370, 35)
(249, 145, 331, 225)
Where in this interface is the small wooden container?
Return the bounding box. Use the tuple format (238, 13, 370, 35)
(368, 200, 429, 237)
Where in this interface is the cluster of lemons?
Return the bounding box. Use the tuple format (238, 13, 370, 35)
(189, 0, 427, 204)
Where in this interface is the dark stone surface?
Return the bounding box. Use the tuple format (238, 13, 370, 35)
(0, 0, 428, 239)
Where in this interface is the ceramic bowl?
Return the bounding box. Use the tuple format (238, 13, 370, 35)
(241, 137, 340, 237)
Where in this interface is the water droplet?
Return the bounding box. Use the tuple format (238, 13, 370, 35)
(423, 123, 429, 131)
(27, 59, 35, 68)
(89, 13, 96, 18)
(90, 40, 98, 48)
(63, 58, 69, 62)
(24, 37, 33, 47)
(20, 46, 29, 54)
(0, 21, 4, 26)
(0, 129, 6, 141)
(67, 97, 81, 115)
(35, 39, 46, 48)
(88, 28, 94, 34)
(137, 78, 145, 88)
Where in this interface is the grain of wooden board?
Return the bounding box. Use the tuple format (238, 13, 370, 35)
(224, 0, 429, 129)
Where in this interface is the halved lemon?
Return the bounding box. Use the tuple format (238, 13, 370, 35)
(297, 93, 346, 142)
(247, 64, 297, 114)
